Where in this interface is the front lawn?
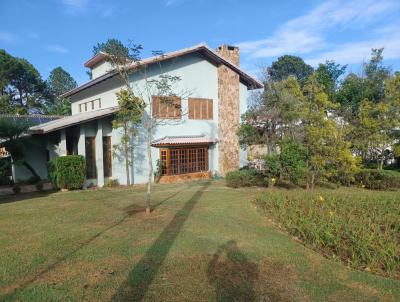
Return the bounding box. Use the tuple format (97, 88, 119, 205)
(0, 181, 399, 301)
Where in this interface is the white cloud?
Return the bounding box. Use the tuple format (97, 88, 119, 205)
(0, 31, 14, 43)
(305, 26, 400, 66)
(45, 44, 69, 54)
(237, 0, 400, 62)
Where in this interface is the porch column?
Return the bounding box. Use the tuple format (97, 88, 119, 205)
(78, 124, 87, 189)
(59, 129, 67, 156)
(95, 119, 104, 187)
(77, 124, 86, 156)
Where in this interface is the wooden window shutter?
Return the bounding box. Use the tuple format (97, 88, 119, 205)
(152, 96, 160, 118)
(188, 98, 213, 120)
(153, 96, 181, 119)
(189, 99, 194, 119)
(174, 97, 182, 118)
(207, 99, 213, 119)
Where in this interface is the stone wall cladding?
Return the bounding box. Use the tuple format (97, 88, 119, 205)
(217, 45, 241, 175)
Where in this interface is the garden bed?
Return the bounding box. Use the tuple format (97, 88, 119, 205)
(254, 187, 400, 279)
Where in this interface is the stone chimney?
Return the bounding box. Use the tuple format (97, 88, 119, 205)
(216, 44, 240, 66)
(216, 45, 241, 176)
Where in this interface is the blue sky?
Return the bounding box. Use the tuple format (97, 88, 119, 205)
(1, 0, 399, 85)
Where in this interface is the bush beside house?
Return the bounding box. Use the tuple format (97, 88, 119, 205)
(355, 169, 400, 190)
(49, 155, 86, 190)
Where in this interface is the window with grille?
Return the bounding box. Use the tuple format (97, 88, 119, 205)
(188, 98, 213, 120)
(152, 96, 182, 119)
(159, 147, 209, 176)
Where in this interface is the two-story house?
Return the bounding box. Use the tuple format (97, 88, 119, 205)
(23, 43, 262, 186)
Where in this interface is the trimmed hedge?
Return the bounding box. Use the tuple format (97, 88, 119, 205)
(225, 169, 265, 188)
(52, 155, 86, 190)
(355, 169, 400, 190)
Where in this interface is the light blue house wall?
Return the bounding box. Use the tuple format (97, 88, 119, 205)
(34, 52, 250, 186)
(12, 138, 49, 181)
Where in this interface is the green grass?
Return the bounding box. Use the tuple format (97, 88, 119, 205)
(0, 181, 399, 301)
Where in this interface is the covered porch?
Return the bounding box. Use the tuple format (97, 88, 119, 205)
(151, 135, 216, 184)
(30, 107, 119, 187)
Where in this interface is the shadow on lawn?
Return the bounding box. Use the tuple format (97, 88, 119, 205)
(1, 185, 190, 300)
(0, 190, 56, 205)
(111, 181, 211, 301)
(207, 240, 259, 302)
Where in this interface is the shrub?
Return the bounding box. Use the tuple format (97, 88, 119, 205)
(54, 155, 86, 190)
(264, 139, 308, 185)
(104, 178, 119, 187)
(12, 184, 21, 194)
(225, 169, 265, 188)
(274, 179, 297, 189)
(264, 154, 281, 178)
(47, 160, 57, 188)
(255, 189, 400, 278)
(355, 169, 400, 190)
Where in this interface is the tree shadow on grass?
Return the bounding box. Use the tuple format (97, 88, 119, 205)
(123, 185, 189, 216)
(0, 190, 56, 205)
(207, 240, 259, 302)
(111, 181, 211, 301)
(1, 185, 190, 300)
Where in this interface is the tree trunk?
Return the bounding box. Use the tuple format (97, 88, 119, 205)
(379, 156, 384, 170)
(124, 127, 130, 186)
(146, 123, 152, 214)
(23, 161, 40, 180)
(311, 173, 315, 191)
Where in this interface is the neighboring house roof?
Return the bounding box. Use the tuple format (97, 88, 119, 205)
(29, 107, 118, 134)
(151, 135, 216, 147)
(61, 43, 263, 98)
(0, 114, 62, 125)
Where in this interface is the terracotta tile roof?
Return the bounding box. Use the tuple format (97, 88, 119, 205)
(29, 107, 118, 134)
(151, 135, 216, 147)
(61, 43, 263, 98)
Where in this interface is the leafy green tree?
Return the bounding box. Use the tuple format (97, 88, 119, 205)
(363, 48, 391, 103)
(95, 39, 146, 186)
(337, 48, 391, 118)
(303, 74, 358, 188)
(350, 74, 400, 168)
(0, 49, 47, 114)
(45, 67, 77, 115)
(336, 73, 364, 116)
(316, 60, 347, 100)
(238, 76, 305, 153)
(47, 67, 77, 98)
(267, 55, 314, 86)
(112, 89, 145, 186)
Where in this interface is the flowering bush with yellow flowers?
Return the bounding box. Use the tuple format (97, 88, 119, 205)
(254, 188, 400, 279)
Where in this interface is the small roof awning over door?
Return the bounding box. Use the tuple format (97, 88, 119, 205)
(151, 135, 216, 147)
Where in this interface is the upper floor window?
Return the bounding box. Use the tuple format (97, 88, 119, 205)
(152, 96, 181, 119)
(188, 98, 213, 120)
(79, 98, 101, 113)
